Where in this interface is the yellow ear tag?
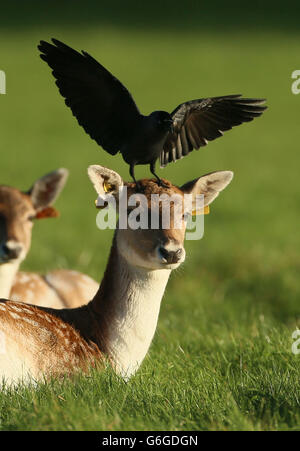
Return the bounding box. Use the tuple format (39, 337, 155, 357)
(192, 205, 210, 216)
(103, 181, 113, 193)
(95, 182, 113, 208)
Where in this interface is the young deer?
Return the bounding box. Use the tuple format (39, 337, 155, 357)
(0, 169, 97, 309)
(0, 165, 233, 385)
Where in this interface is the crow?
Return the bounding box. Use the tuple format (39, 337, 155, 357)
(38, 39, 267, 187)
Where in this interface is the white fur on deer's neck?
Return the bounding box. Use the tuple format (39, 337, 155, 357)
(0, 261, 20, 299)
(109, 262, 170, 379)
(97, 246, 171, 379)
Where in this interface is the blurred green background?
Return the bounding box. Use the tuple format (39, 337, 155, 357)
(1, 0, 300, 431)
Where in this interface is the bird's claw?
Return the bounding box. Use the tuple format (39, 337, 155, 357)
(135, 181, 145, 192)
(156, 179, 169, 189)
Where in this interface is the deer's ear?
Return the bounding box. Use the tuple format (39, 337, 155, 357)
(181, 171, 234, 213)
(35, 206, 60, 220)
(88, 165, 123, 195)
(88, 165, 123, 208)
(28, 168, 69, 211)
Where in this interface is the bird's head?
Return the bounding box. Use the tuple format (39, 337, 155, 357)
(150, 111, 174, 133)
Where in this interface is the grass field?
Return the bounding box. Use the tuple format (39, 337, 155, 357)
(0, 0, 300, 431)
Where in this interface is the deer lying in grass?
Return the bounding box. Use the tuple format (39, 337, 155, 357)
(0, 165, 233, 385)
(0, 169, 97, 309)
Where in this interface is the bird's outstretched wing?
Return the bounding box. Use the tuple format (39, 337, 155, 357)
(160, 95, 267, 167)
(38, 39, 142, 155)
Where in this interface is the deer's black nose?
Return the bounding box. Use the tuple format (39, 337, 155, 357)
(2, 241, 23, 260)
(159, 246, 183, 264)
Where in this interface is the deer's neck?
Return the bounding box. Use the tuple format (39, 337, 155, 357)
(91, 235, 171, 379)
(0, 261, 20, 299)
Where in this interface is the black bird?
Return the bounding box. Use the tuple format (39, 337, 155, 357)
(38, 39, 267, 186)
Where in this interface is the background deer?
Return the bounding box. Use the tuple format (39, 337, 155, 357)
(0, 169, 97, 309)
(0, 165, 233, 385)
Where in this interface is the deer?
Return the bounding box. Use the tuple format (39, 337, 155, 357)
(0, 165, 233, 385)
(0, 169, 98, 309)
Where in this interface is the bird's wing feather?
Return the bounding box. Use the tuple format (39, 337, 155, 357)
(160, 95, 267, 167)
(38, 39, 142, 155)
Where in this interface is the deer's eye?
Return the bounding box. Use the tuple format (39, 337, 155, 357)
(28, 214, 36, 222)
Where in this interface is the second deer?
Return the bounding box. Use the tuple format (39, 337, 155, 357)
(0, 169, 97, 309)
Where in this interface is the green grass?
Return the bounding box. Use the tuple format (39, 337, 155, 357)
(1, 0, 300, 431)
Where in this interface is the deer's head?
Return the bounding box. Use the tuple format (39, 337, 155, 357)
(0, 169, 68, 265)
(88, 165, 233, 271)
